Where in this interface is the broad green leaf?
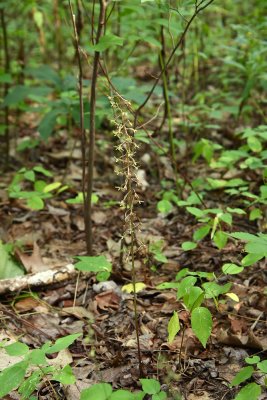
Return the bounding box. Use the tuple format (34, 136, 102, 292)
(191, 307, 212, 348)
(249, 208, 262, 221)
(43, 182, 61, 193)
(257, 360, 267, 373)
(222, 263, 244, 275)
(152, 392, 167, 400)
(0, 361, 28, 398)
(241, 253, 265, 266)
(181, 241, 197, 251)
(110, 389, 136, 400)
(183, 286, 204, 311)
(202, 282, 231, 299)
(122, 283, 146, 293)
(219, 213, 232, 225)
(0, 241, 24, 279)
(75, 255, 112, 273)
(186, 207, 204, 218)
(140, 379, 160, 395)
(24, 170, 35, 182)
(28, 349, 46, 365)
(226, 207, 246, 215)
(46, 333, 81, 354)
(234, 383, 261, 400)
(93, 34, 123, 51)
(157, 199, 172, 214)
(18, 370, 41, 399)
(168, 311, 180, 343)
(5, 342, 29, 357)
(80, 383, 113, 400)
(26, 196, 44, 210)
(53, 364, 76, 385)
(230, 232, 258, 241)
(177, 276, 197, 300)
(230, 366, 254, 386)
(193, 225, 210, 241)
(213, 231, 228, 249)
(38, 109, 60, 140)
(3, 85, 29, 106)
(245, 356, 260, 365)
(33, 166, 53, 177)
(247, 136, 262, 153)
(156, 282, 181, 290)
(245, 241, 267, 254)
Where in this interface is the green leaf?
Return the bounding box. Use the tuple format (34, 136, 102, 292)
(5, 342, 29, 357)
(247, 136, 262, 153)
(18, 370, 41, 399)
(177, 276, 197, 300)
(245, 356, 260, 365)
(28, 349, 46, 365)
(109, 389, 136, 400)
(193, 225, 210, 241)
(80, 383, 113, 400)
(181, 241, 197, 251)
(38, 109, 60, 140)
(245, 241, 267, 254)
(191, 307, 212, 348)
(257, 360, 267, 373)
(75, 255, 112, 274)
(93, 34, 123, 51)
(241, 253, 265, 266)
(230, 232, 258, 241)
(186, 207, 204, 218)
(46, 333, 81, 354)
(24, 170, 35, 182)
(53, 364, 76, 385)
(213, 231, 228, 249)
(3, 85, 29, 106)
(234, 383, 261, 400)
(222, 263, 244, 275)
(157, 199, 172, 214)
(140, 379, 160, 395)
(43, 182, 61, 193)
(26, 196, 44, 210)
(0, 241, 24, 279)
(168, 311, 180, 343)
(230, 366, 254, 386)
(152, 393, 167, 400)
(202, 282, 231, 299)
(249, 208, 262, 221)
(0, 361, 28, 398)
(219, 213, 232, 225)
(183, 286, 204, 312)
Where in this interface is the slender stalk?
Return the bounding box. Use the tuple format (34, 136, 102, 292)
(1, 9, 10, 167)
(86, 0, 107, 254)
(68, 0, 87, 250)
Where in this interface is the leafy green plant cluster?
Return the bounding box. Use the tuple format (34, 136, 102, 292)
(81, 378, 167, 400)
(0, 333, 166, 400)
(230, 355, 267, 400)
(0, 333, 80, 399)
(8, 166, 67, 210)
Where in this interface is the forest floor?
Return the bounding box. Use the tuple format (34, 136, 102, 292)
(0, 121, 266, 400)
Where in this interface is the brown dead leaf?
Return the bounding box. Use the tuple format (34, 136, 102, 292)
(62, 306, 94, 321)
(14, 297, 40, 312)
(15, 242, 47, 273)
(217, 328, 267, 350)
(94, 290, 120, 311)
(229, 317, 248, 334)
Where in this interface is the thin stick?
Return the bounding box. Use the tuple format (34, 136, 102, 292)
(86, 0, 107, 254)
